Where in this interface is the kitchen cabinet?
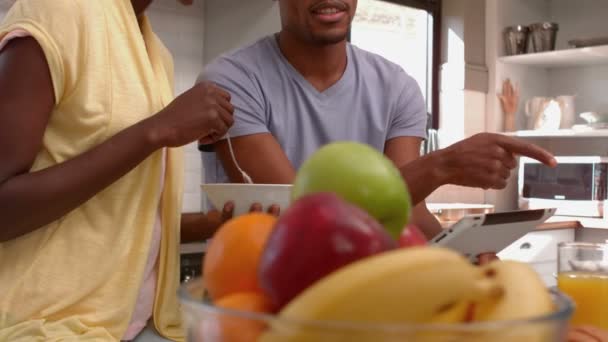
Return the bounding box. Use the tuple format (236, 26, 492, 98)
(485, 0, 608, 214)
(486, 0, 608, 136)
(499, 45, 608, 68)
(0, 2, 10, 19)
(498, 228, 576, 287)
(203, 0, 280, 64)
(0, 0, 11, 11)
(180, 242, 207, 283)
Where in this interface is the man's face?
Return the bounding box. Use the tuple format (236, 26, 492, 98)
(279, 0, 357, 45)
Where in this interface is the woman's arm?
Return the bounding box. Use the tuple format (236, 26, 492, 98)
(0, 38, 234, 242)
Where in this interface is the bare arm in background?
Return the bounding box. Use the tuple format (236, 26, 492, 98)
(399, 133, 556, 205)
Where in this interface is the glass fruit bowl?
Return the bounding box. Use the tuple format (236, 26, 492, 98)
(179, 278, 574, 342)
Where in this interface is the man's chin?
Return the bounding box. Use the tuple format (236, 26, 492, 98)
(310, 31, 349, 45)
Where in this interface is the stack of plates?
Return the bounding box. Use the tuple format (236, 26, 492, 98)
(568, 37, 608, 48)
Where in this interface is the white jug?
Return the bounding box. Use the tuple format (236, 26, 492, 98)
(525, 96, 576, 130)
(557, 95, 576, 129)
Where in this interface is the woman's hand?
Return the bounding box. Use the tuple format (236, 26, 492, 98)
(145, 82, 235, 149)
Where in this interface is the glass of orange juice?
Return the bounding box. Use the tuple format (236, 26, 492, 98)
(557, 242, 608, 329)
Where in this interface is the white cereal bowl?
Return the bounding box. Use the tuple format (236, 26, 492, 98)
(201, 184, 293, 216)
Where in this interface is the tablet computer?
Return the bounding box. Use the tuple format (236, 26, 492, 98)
(430, 208, 556, 263)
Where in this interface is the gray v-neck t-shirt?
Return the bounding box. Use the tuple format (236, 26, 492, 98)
(199, 35, 428, 184)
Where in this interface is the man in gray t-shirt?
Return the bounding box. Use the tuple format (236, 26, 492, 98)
(200, 35, 427, 184)
(198, 0, 555, 237)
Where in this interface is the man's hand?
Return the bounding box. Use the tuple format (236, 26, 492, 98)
(205, 201, 280, 226)
(249, 203, 281, 216)
(181, 202, 281, 243)
(436, 133, 556, 190)
(568, 326, 608, 342)
(181, 202, 234, 242)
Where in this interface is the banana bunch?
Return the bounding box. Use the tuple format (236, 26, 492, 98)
(469, 261, 555, 342)
(260, 247, 555, 342)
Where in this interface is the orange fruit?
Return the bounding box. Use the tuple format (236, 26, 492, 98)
(199, 292, 274, 342)
(216, 291, 275, 313)
(203, 213, 277, 300)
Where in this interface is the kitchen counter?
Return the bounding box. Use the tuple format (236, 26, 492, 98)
(180, 241, 207, 254)
(429, 203, 586, 232)
(536, 220, 583, 231)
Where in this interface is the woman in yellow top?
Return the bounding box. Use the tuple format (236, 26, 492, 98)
(0, 0, 233, 340)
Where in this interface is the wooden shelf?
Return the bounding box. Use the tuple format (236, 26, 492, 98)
(503, 129, 608, 138)
(546, 215, 608, 230)
(499, 45, 608, 68)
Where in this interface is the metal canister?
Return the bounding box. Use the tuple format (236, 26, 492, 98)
(504, 25, 530, 56)
(530, 22, 559, 53)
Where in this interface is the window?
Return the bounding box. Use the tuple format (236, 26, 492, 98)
(350, 0, 441, 129)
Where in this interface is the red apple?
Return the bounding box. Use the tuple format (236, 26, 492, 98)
(399, 224, 428, 248)
(258, 193, 397, 310)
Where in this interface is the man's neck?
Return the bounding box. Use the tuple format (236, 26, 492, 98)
(277, 31, 348, 93)
(131, 0, 153, 16)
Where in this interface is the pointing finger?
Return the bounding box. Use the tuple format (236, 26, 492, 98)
(495, 136, 556, 167)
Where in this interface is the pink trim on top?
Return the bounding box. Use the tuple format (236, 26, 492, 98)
(122, 149, 166, 341)
(0, 29, 31, 51)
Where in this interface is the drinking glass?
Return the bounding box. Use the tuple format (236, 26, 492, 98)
(557, 242, 608, 329)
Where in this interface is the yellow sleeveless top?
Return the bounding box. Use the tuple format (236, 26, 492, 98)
(0, 0, 184, 340)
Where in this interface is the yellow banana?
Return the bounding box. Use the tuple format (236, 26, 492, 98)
(470, 260, 555, 342)
(260, 247, 501, 342)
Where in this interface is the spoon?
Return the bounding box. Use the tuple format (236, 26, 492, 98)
(226, 133, 253, 184)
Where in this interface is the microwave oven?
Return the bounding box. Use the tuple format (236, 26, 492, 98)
(518, 156, 608, 218)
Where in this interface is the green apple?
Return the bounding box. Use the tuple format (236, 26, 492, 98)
(292, 142, 411, 239)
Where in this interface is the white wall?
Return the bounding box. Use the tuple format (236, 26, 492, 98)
(439, 0, 488, 146)
(153, 0, 283, 211)
(0, 0, 12, 17)
(203, 0, 280, 64)
(548, 0, 608, 118)
(550, 0, 608, 51)
(441, 0, 487, 93)
(163, 0, 280, 211)
(429, 0, 488, 205)
(0, 0, 13, 12)
(148, 0, 207, 213)
(549, 66, 608, 117)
